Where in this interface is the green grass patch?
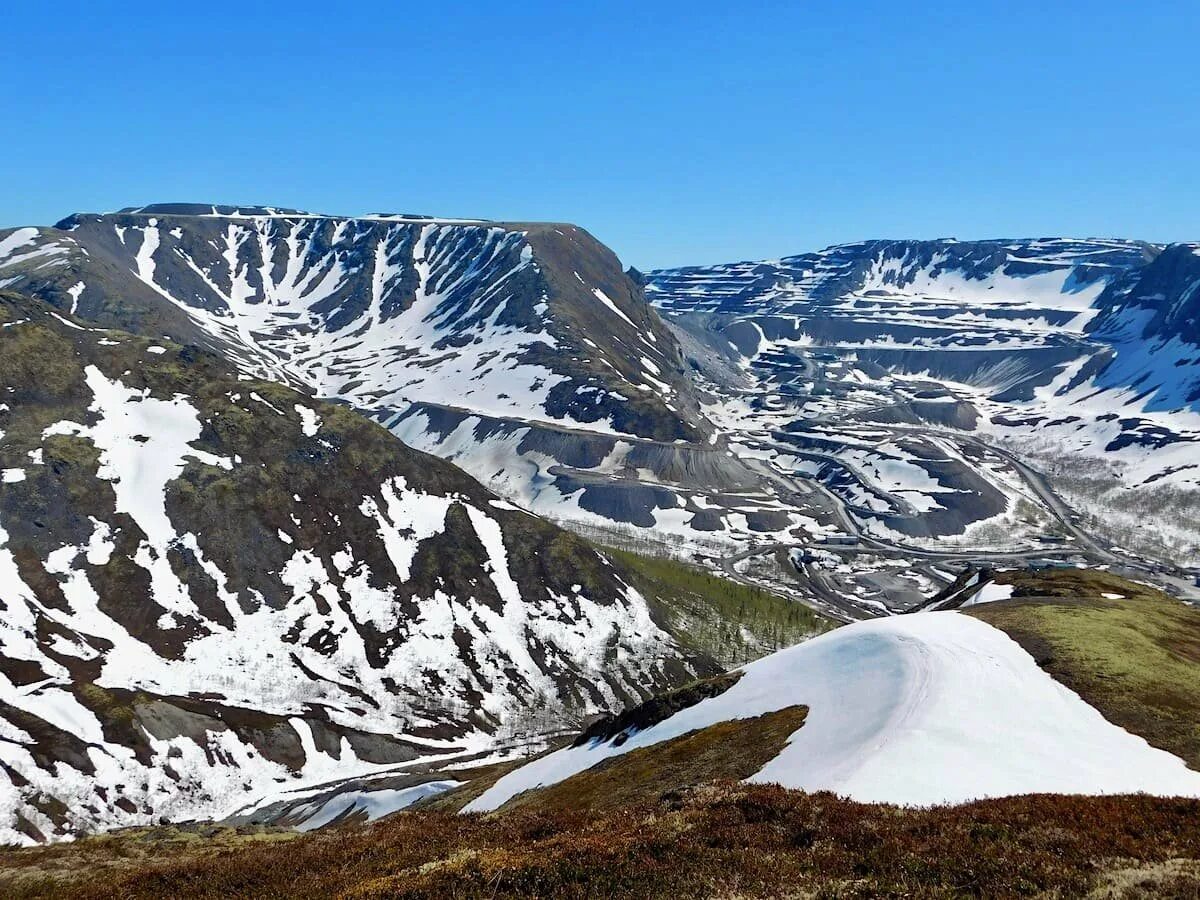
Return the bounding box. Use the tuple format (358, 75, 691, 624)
(969, 569, 1200, 768)
(605, 548, 833, 666)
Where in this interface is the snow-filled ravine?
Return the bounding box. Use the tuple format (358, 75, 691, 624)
(467, 611, 1200, 810)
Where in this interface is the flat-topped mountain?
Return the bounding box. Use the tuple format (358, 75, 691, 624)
(0, 206, 704, 442)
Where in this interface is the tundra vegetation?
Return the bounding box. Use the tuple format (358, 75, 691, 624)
(2, 785, 1199, 898)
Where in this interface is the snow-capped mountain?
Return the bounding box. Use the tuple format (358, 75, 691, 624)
(648, 237, 1200, 566)
(0, 207, 844, 557)
(0, 291, 710, 844)
(0, 204, 700, 442)
(0, 206, 801, 552)
(4, 209, 1197, 597)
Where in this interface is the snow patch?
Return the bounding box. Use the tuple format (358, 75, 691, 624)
(468, 612, 1200, 810)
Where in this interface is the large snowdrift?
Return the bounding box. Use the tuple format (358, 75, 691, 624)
(468, 612, 1200, 810)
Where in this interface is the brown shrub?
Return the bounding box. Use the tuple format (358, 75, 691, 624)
(4, 785, 1200, 899)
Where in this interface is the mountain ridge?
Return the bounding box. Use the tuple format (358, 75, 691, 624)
(646, 234, 1200, 567)
(3, 207, 704, 441)
(5, 209, 1198, 584)
(0, 290, 721, 843)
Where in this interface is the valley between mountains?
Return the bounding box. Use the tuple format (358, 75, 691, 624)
(1, 205, 1199, 896)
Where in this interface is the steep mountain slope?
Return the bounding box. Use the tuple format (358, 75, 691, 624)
(0, 291, 713, 844)
(0, 207, 771, 546)
(648, 237, 1200, 565)
(0, 205, 699, 442)
(1088, 241, 1200, 412)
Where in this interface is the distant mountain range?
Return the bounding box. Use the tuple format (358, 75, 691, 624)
(648, 236, 1199, 414)
(647, 236, 1200, 566)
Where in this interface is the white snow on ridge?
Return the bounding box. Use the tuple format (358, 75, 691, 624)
(860, 257, 1110, 312)
(112, 218, 580, 428)
(591, 287, 636, 328)
(290, 780, 463, 832)
(960, 581, 1015, 607)
(0, 228, 39, 261)
(0, 227, 73, 275)
(467, 612, 1200, 811)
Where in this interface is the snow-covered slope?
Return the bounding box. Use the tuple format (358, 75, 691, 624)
(0, 205, 700, 442)
(0, 291, 709, 844)
(648, 238, 1200, 564)
(0, 206, 793, 548)
(468, 610, 1200, 811)
(1088, 242, 1200, 413)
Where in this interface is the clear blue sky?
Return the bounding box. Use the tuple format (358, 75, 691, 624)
(3, 1, 1197, 269)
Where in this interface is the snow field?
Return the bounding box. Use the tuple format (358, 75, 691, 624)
(468, 611, 1200, 811)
